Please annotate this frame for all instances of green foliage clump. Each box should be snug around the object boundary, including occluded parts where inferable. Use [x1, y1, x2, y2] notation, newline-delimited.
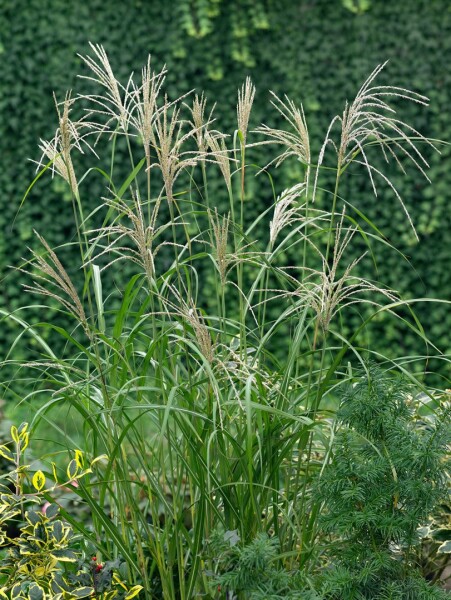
[0, 25, 449, 599]
[208, 530, 319, 599]
[0, 424, 142, 600]
[315, 368, 450, 599]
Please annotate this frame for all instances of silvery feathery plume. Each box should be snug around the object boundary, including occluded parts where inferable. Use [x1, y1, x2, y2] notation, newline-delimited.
[269, 182, 307, 247]
[37, 93, 96, 196]
[165, 286, 214, 364]
[205, 131, 235, 194]
[313, 62, 438, 237]
[208, 208, 231, 285]
[188, 92, 216, 154]
[84, 188, 174, 283]
[78, 42, 133, 133]
[148, 96, 199, 204]
[189, 95, 239, 194]
[265, 210, 397, 333]
[255, 92, 310, 190]
[301, 210, 398, 332]
[206, 205, 262, 292]
[19, 233, 89, 335]
[237, 77, 256, 146]
[127, 56, 167, 163]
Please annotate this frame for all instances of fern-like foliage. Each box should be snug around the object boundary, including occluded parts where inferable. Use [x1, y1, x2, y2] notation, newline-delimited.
[207, 530, 319, 599]
[314, 367, 450, 599]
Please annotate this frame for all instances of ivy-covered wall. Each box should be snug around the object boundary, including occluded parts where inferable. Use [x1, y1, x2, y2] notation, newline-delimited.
[0, 0, 449, 382]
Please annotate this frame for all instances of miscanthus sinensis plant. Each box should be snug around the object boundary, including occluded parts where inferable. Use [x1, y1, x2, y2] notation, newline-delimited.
[1, 44, 449, 598]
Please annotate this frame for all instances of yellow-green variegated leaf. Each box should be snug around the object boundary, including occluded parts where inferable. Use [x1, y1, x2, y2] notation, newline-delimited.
[51, 462, 59, 484]
[66, 459, 78, 481]
[50, 548, 78, 562]
[74, 449, 84, 469]
[438, 540, 451, 553]
[20, 432, 29, 451]
[27, 582, 45, 600]
[125, 586, 143, 599]
[32, 470, 46, 492]
[11, 582, 23, 598]
[10, 425, 20, 444]
[68, 587, 95, 598]
[17, 422, 28, 436]
[90, 454, 108, 466]
[0, 445, 15, 462]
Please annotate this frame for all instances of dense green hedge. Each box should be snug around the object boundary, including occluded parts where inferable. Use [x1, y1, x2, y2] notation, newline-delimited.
[0, 0, 450, 385]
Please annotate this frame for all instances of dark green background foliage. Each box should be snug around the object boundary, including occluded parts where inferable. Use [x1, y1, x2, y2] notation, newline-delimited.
[0, 0, 450, 384]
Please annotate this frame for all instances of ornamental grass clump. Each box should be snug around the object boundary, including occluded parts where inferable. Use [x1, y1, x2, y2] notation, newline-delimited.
[1, 45, 449, 599]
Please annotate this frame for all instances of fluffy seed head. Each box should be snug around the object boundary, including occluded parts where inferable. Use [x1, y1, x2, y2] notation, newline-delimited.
[256, 92, 310, 189]
[237, 77, 256, 146]
[269, 182, 306, 247]
[313, 62, 437, 238]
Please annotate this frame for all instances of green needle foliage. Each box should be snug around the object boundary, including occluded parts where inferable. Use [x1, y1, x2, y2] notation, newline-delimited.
[0, 46, 449, 598]
[207, 531, 320, 598]
[315, 367, 450, 599]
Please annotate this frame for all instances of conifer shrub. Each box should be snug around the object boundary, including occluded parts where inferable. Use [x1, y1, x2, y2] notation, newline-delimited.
[314, 368, 450, 599]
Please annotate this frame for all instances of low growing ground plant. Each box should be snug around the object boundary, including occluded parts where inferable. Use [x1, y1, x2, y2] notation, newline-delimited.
[314, 367, 450, 599]
[0, 45, 449, 598]
[0, 424, 142, 599]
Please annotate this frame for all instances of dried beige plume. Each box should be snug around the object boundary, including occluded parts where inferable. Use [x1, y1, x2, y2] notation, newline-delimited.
[269, 182, 307, 247]
[37, 92, 95, 196]
[313, 62, 438, 238]
[149, 97, 199, 204]
[264, 209, 397, 334]
[256, 92, 310, 188]
[301, 210, 397, 332]
[237, 76, 256, 146]
[78, 42, 131, 132]
[189, 93, 216, 154]
[128, 56, 167, 163]
[20, 232, 88, 334]
[205, 131, 235, 194]
[208, 208, 231, 285]
[165, 286, 214, 364]
[85, 189, 168, 282]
